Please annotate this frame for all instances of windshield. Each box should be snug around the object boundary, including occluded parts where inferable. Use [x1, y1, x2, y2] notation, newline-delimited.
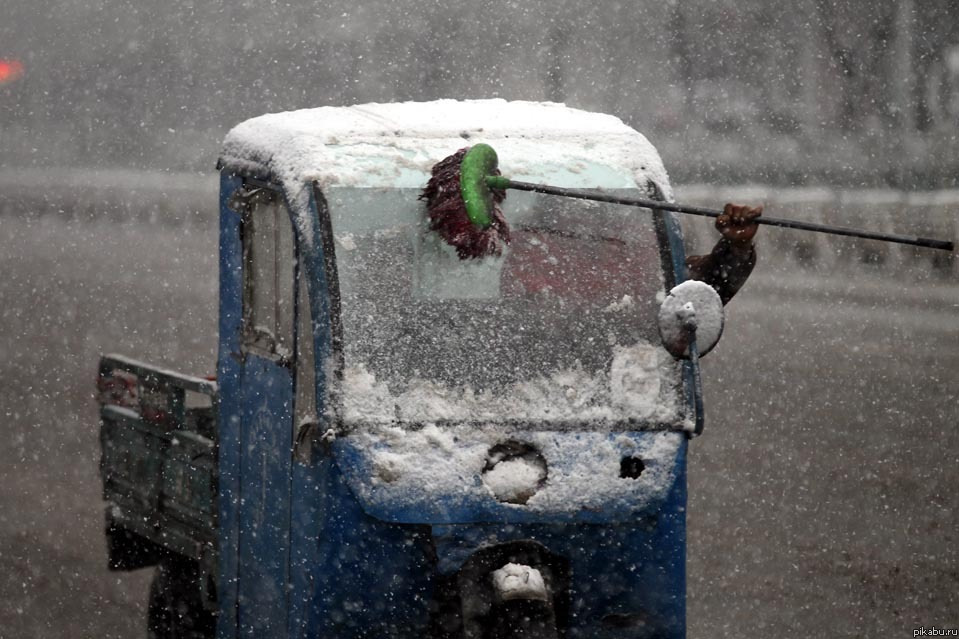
[327, 186, 684, 429]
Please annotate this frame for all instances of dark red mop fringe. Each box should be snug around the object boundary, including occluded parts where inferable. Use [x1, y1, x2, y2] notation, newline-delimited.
[420, 148, 511, 259]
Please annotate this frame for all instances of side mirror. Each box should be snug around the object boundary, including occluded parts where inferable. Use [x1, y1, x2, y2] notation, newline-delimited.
[658, 280, 725, 359]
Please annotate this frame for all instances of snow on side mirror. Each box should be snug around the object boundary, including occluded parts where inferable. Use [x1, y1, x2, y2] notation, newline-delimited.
[658, 280, 725, 359]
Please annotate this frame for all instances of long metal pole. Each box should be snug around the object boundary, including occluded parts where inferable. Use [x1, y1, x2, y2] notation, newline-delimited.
[497, 178, 955, 253]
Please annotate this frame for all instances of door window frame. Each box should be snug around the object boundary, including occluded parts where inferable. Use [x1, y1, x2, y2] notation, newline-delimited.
[239, 185, 296, 366]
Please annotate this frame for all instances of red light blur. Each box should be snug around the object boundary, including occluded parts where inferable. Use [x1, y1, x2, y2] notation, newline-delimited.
[0, 60, 24, 84]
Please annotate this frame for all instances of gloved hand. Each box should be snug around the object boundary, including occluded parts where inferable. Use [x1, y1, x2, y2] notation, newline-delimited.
[716, 203, 763, 247]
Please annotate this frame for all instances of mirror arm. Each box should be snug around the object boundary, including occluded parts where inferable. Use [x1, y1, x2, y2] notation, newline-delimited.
[685, 323, 705, 436]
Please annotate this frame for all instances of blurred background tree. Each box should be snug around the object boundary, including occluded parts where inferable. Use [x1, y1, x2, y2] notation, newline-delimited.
[1, 0, 957, 187]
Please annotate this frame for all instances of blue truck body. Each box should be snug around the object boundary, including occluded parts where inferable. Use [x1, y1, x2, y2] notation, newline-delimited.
[98, 100, 703, 638]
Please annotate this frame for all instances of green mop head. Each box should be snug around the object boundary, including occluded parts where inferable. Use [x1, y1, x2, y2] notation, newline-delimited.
[420, 144, 511, 259]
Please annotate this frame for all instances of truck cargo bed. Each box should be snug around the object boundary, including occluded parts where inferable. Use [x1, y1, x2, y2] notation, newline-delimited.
[97, 354, 218, 571]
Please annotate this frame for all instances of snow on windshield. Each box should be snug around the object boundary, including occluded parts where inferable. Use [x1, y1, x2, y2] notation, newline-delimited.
[328, 186, 685, 429]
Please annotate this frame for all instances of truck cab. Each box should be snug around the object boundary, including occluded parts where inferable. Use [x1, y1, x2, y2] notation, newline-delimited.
[99, 100, 703, 638]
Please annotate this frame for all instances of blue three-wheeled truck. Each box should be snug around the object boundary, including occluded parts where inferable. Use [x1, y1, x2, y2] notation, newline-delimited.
[97, 100, 727, 638]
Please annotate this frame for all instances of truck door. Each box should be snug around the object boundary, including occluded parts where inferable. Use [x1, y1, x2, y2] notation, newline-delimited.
[236, 187, 296, 637]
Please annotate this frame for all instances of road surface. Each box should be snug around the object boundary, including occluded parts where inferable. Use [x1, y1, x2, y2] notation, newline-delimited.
[0, 214, 956, 637]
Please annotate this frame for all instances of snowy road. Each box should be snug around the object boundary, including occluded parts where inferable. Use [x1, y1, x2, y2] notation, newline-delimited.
[0, 215, 956, 637]
[690, 267, 959, 637]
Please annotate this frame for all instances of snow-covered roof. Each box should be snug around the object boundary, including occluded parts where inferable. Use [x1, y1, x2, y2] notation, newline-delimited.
[219, 99, 672, 195]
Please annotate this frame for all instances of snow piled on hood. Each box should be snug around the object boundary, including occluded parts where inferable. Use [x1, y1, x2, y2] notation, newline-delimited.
[339, 423, 683, 518]
[339, 342, 682, 427]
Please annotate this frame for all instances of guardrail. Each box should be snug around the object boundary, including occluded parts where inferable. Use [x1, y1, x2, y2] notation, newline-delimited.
[0, 168, 216, 226]
[0, 170, 955, 277]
